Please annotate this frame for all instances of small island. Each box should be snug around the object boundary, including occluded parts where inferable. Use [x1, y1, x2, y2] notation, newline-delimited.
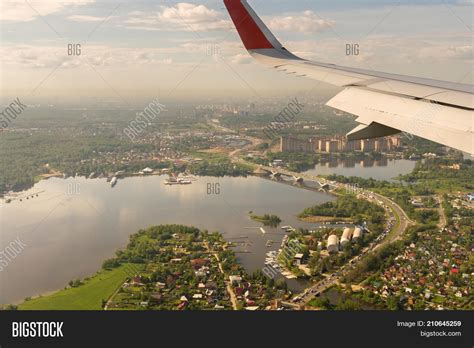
[250, 213, 282, 227]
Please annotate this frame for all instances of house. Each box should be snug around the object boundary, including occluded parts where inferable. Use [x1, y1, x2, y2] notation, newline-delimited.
[155, 282, 166, 289]
[229, 275, 242, 285]
[294, 253, 304, 265]
[150, 293, 162, 304]
[246, 299, 256, 306]
[205, 281, 217, 289]
[245, 306, 259, 311]
[411, 199, 424, 208]
[131, 276, 144, 286]
[139, 167, 154, 175]
[191, 258, 210, 270]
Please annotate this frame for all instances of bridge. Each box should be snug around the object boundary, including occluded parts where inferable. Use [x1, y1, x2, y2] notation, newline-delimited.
[256, 165, 332, 190]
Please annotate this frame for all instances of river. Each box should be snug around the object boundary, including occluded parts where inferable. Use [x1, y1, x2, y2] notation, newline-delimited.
[0, 175, 335, 304]
[304, 156, 416, 181]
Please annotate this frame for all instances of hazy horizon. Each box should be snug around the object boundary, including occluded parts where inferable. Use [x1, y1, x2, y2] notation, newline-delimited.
[1, 0, 472, 104]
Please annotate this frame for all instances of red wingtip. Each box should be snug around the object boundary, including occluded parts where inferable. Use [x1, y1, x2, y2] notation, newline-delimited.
[224, 0, 274, 50]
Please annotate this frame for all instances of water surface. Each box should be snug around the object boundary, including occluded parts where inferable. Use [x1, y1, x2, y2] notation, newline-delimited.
[0, 175, 334, 304]
[304, 156, 416, 181]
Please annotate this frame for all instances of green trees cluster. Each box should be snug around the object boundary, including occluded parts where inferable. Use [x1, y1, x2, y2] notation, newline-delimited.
[250, 214, 282, 227]
[300, 195, 385, 226]
[188, 159, 251, 177]
[102, 225, 201, 268]
[0, 131, 169, 194]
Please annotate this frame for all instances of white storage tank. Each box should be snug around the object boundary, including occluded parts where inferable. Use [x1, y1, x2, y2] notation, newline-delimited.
[353, 227, 363, 240]
[327, 234, 339, 253]
[340, 228, 353, 247]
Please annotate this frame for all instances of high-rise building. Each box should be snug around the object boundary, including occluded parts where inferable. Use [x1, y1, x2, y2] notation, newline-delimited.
[280, 135, 400, 154]
[326, 140, 340, 153]
[280, 136, 313, 153]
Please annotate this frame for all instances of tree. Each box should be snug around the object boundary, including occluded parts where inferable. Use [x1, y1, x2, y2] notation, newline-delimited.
[335, 299, 361, 310]
[386, 295, 401, 310]
[275, 278, 287, 290]
[102, 258, 120, 270]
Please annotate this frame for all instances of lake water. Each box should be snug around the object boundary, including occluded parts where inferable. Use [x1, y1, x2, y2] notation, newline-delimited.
[0, 175, 335, 304]
[304, 157, 416, 181]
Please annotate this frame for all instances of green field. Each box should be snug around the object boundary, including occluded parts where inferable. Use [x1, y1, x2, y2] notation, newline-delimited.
[19, 264, 142, 310]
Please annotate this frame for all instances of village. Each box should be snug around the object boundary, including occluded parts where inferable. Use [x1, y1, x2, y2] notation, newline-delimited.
[359, 193, 473, 310]
[105, 225, 290, 310]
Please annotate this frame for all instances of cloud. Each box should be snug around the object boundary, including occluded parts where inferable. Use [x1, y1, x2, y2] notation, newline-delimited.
[67, 15, 108, 22]
[230, 54, 252, 64]
[124, 3, 232, 32]
[267, 11, 335, 34]
[133, 52, 173, 65]
[418, 44, 473, 61]
[0, 0, 94, 22]
[0, 45, 175, 69]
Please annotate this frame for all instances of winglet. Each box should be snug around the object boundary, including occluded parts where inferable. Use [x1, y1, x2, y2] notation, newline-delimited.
[223, 0, 282, 50]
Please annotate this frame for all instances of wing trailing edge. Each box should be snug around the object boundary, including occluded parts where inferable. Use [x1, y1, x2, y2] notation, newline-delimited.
[224, 0, 474, 154]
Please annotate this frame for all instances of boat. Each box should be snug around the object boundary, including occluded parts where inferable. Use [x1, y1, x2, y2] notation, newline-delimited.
[164, 177, 192, 185]
[110, 177, 118, 187]
[177, 178, 192, 185]
[265, 240, 274, 247]
[260, 227, 266, 234]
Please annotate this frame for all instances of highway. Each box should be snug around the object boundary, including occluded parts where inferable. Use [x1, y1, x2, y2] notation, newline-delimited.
[229, 149, 415, 306]
[276, 176, 415, 305]
[237, 161, 415, 305]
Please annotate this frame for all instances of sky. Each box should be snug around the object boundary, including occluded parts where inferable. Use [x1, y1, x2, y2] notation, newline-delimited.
[0, 0, 472, 104]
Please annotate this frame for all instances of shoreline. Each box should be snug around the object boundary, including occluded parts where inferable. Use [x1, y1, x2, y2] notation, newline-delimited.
[299, 216, 353, 223]
[5, 174, 333, 307]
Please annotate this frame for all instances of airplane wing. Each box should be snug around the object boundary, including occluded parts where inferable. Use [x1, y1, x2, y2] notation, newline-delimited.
[223, 0, 474, 154]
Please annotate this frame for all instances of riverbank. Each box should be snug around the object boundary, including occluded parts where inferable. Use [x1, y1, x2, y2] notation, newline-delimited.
[15, 225, 291, 310]
[18, 263, 143, 310]
[300, 216, 353, 223]
[1, 174, 331, 305]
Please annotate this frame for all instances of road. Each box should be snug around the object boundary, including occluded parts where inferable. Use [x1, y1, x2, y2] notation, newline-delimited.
[226, 143, 414, 306]
[292, 187, 414, 305]
[436, 195, 447, 229]
[206, 241, 238, 310]
[205, 119, 264, 158]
